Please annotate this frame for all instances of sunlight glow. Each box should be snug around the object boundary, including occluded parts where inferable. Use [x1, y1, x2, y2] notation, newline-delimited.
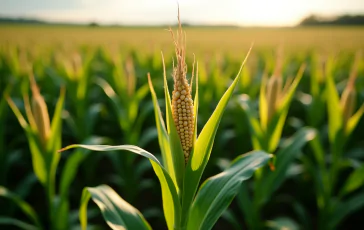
[0, 0, 363, 26]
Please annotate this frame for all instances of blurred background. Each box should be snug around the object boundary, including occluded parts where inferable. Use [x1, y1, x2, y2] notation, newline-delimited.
[1, 1, 364, 230]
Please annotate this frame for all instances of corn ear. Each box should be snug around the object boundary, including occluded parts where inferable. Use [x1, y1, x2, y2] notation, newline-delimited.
[170, 11, 194, 164]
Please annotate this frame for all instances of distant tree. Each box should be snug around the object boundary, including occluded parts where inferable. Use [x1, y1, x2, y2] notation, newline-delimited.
[299, 14, 364, 26]
[89, 22, 99, 27]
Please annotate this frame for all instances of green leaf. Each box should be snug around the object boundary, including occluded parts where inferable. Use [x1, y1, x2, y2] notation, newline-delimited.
[79, 185, 151, 230]
[162, 53, 185, 195]
[259, 74, 268, 130]
[0, 186, 43, 230]
[182, 47, 252, 226]
[47, 87, 65, 153]
[279, 64, 305, 111]
[96, 77, 128, 130]
[237, 94, 266, 150]
[0, 217, 38, 230]
[267, 65, 305, 152]
[59, 144, 181, 230]
[340, 164, 364, 196]
[346, 104, 364, 135]
[237, 184, 258, 229]
[148, 74, 177, 189]
[266, 217, 300, 230]
[325, 66, 342, 143]
[220, 209, 241, 230]
[267, 109, 288, 153]
[26, 128, 47, 185]
[187, 151, 271, 230]
[258, 128, 316, 205]
[54, 137, 105, 229]
[7, 96, 47, 185]
[330, 193, 364, 229]
[192, 62, 199, 146]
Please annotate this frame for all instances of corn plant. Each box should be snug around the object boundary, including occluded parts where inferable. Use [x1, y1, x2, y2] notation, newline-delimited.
[304, 52, 364, 229]
[57, 51, 101, 141]
[303, 53, 327, 128]
[95, 54, 154, 201]
[2, 73, 64, 229]
[0, 84, 12, 185]
[237, 53, 316, 229]
[1, 73, 103, 229]
[59, 12, 271, 230]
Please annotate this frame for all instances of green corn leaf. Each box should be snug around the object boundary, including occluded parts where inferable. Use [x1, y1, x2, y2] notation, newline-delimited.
[267, 109, 289, 153]
[329, 193, 364, 229]
[192, 62, 199, 146]
[96, 77, 128, 130]
[257, 128, 316, 205]
[0, 186, 43, 230]
[3, 97, 47, 185]
[346, 104, 364, 136]
[1, 85, 12, 184]
[340, 164, 364, 196]
[131, 83, 150, 120]
[148, 74, 177, 190]
[187, 151, 271, 230]
[279, 64, 305, 111]
[54, 137, 105, 229]
[79, 185, 151, 230]
[162, 53, 185, 194]
[220, 209, 241, 230]
[0, 217, 38, 230]
[266, 217, 300, 230]
[47, 87, 65, 153]
[325, 66, 342, 143]
[182, 47, 252, 226]
[266, 65, 305, 152]
[59, 144, 181, 230]
[26, 127, 47, 185]
[59, 137, 104, 199]
[237, 184, 258, 229]
[259, 74, 268, 131]
[237, 94, 266, 150]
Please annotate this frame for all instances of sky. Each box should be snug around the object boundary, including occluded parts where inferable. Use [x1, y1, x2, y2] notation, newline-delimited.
[1, 0, 364, 26]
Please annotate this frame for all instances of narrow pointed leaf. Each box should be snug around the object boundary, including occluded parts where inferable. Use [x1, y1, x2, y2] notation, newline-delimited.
[326, 68, 342, 143]
[237, 94, 266, 150]
[280, 64, 305, 110]
[148, 75, 177, 187]
[79, 185, 151, 230]
[187, 151, 271, 230]
[259, 74, 268, 130]
[0, 217, 38, 230]
[193, 63, 199, 145]
[346, 104, 364, 135]
[267, 109, 288, 153]
[0, 187, 42, 229]
[47, 87, 65, 153]
[258, 128, 316, 205]
[330, 193, 364, 229]
[59, 144, 181, 230]
[340, 164, 364, 196]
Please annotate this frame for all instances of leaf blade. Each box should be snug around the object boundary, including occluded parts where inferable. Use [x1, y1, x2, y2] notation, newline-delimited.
[187, 151, 271, 230]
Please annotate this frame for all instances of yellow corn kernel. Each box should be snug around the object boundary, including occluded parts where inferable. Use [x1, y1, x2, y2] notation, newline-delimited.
[170, 11, 194, 164]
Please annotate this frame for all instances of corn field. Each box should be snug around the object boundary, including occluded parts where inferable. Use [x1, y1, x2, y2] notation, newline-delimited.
[0, 17, 364, 230]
